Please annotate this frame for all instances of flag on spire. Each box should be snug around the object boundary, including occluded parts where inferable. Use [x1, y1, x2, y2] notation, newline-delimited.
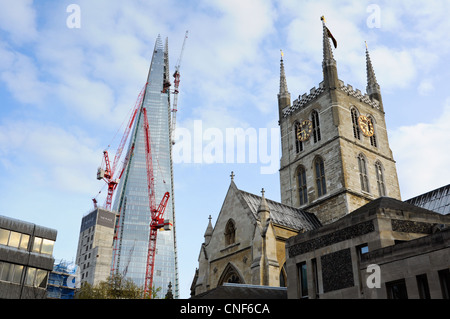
[321, 16, 337, 49]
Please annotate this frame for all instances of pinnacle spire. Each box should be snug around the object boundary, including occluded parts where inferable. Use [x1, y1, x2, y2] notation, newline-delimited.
[279, 50, 289, 95]
[321, 16, 339, 90]
[258, 188, 270, 214]
[365, 42, 383, 108]
[365, 42, 380, 93]
[204, 215, 213, 244]
[277, 50, 291, 119]
[321, 16, 336, 67]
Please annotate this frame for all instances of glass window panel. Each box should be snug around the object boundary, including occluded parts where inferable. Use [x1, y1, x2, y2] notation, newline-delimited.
[12, 265, 23, 284]
[298, 262, 308, 298]
[8, 231, 21, 248]
[35, 269, 48, 288]
[32, 237, 42, 253]
[40, 239, 54, 255]
[0, 229, 9, 246]
[19, 234, 30, 251]
[1, 263, 13, 282]
[25, 267, 36, 286]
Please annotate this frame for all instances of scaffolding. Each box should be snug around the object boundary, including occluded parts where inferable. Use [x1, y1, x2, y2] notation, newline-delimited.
[46, 259, 79, 299]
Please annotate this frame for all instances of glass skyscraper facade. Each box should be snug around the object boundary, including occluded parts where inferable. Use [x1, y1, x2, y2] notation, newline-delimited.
[112, 36, 178, 298]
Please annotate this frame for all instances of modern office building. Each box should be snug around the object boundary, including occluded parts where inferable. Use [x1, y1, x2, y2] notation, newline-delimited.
[0, 215, 57, 299]
[76, 207, 115, 286]
[111, 35, 179, 298]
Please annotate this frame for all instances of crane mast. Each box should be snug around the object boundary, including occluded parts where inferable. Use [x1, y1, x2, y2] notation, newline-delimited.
[171, 30, 188, 144]
[96, 85, 145, 210]
[141, 107, 171, 298]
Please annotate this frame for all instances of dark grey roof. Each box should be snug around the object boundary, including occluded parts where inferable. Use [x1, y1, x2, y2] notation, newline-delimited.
[191, 283, 287, 299]
[238, 189, 322, 231]
[405, 184, 450, 215]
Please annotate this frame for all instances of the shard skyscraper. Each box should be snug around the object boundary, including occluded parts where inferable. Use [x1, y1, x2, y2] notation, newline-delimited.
[112, 36, 179, 298]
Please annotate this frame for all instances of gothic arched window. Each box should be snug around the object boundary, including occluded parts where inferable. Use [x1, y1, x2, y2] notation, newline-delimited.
[219, 263, 244, 286]
[294, 122, 303, 153]
[297, 166, 308, 205]
[351, 107, 361, 140]
[358, 154, 370, 193]
[280, 263, 287, 287]
[314, 157, 326, 197]
[311, 110, 321, 143]
[368, 116, 377, 148]
[375, 161, 386, 197]
[224, 219, 236, 246]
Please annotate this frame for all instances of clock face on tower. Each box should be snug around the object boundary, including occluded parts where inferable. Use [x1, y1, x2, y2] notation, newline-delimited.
[358, 115, 374, 137]
[296, 120, 313, 142]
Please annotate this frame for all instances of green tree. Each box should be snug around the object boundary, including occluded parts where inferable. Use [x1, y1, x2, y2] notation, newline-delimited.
[75, 274, 158, 299]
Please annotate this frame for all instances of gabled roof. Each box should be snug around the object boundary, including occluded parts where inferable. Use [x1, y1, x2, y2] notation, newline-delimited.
[237, 187, 322, 231]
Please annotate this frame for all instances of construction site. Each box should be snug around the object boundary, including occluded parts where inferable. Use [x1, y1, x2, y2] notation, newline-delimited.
[47, 260, 79, 299]
[76, 32, 188, 299]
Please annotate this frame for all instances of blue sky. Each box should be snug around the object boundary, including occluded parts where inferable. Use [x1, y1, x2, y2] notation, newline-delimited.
[0, 0, 449, 298]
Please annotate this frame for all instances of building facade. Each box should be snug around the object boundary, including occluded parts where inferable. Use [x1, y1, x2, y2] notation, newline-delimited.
[111, 35, 179, 298]
[191, 18, 449, 300]
[0, 215, 57, 299]
[283, 18, 450, 299]
[191, 177, 321, 297]
[286, 197, 450, 299]
[278, 19, 400, 225]
[76, 207, 115, 286]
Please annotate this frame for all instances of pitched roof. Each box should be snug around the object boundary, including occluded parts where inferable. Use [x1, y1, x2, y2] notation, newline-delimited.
[237, 188, 322, 231]
[405, 184, 450, 215]
[191, 283, 287, 299]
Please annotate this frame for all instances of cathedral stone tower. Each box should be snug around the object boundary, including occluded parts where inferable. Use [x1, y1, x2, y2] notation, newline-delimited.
[278, 18, 401, 224]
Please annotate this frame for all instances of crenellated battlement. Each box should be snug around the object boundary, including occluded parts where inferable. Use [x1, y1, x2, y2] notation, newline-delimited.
[282, 84, 325, 118]
[338, 80, 380, 110]
[282, 79, 381, 119]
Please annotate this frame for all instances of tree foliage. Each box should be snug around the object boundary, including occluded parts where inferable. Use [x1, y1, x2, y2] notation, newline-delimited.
[75, 274, 160, 299]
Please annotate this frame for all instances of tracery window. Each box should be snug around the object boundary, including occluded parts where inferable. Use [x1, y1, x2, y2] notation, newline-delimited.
[311, 110, 321, 143]
[297, 166, 308, 205]
[314, 157, 327, 197]
[294, 122, 303, 153]
[375, 161, 386, 197]
[358, 154, 370, 193]
[224, 219, 236, 246]
[351, 107, 361, 139]
[368, 116, 377, 147]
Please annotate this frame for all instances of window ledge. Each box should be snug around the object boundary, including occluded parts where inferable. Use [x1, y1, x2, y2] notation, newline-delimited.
[220, 242, 240, 253]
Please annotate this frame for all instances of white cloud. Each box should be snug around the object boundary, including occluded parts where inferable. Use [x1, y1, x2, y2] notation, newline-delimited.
[0, 0, 37, 43]
[417, 78, 434, 96]
[390, 98, 450, 199]
[0, 121, 101, 195]
[0, 48, 49, 104]
[370, 46, 417, 91]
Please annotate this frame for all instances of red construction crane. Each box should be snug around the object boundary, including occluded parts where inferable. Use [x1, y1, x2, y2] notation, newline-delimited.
[99, 85, 145, 276]
[171, 30, 188, 145]
[141, 106, 171, 298]
[98, 32, 187, 296]
[96, 85, 145, 210]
